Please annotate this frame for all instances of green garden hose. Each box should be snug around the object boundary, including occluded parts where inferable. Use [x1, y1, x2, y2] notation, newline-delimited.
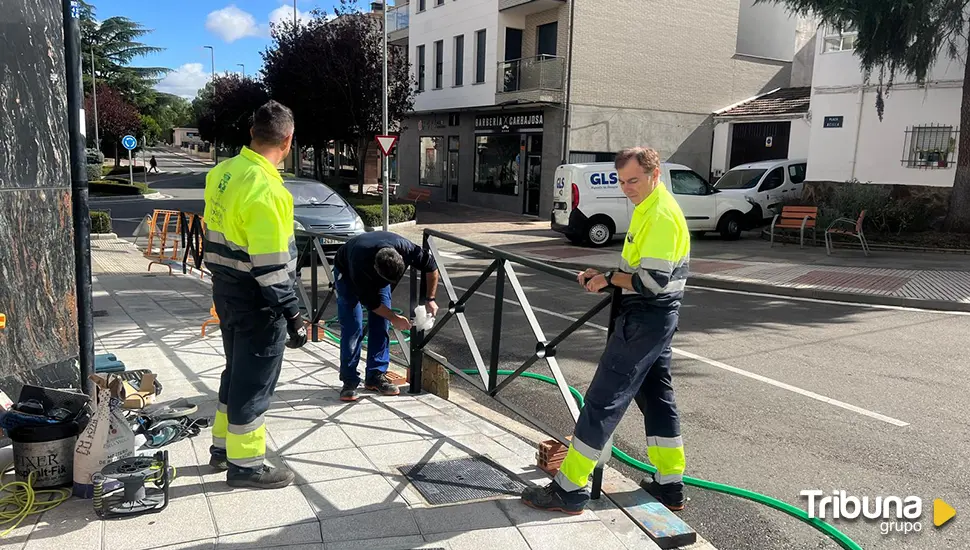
[462, 369, 864, 550]
[321, 309, 411, 346]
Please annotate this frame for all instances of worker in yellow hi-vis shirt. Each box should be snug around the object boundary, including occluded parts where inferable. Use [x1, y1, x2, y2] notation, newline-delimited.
[203, 100, 306, 490]
[522, 146, 690, 514]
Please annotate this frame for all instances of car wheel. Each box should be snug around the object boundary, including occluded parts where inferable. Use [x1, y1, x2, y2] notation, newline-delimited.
[587, 218, 614, 247]
[718, 212, 743, 240]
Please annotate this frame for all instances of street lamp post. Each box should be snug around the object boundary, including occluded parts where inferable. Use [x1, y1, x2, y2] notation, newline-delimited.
[204, 45, 216, 161]
[381, 0, 389, 231]
[203, 45, 214, 79]
[91, 48, 99, 150]
[237, 63, 245, 77]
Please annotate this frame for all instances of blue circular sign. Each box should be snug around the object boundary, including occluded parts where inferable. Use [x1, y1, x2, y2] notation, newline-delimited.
[121, 135, 137, 150]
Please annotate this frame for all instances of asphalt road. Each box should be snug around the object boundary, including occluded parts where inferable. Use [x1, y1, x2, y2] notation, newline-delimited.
[304, 252, 968, 550]
[90, 147, 210, 239]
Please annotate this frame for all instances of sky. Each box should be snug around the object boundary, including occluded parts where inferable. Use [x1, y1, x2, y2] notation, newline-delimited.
[88, 0, 340, 99]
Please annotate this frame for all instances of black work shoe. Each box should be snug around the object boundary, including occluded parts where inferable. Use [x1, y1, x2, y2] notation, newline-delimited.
[364, 374, 400, 396]
[227, 465, 296, 489]
[520, 481, 589, 515]
[209, 455, 228, 471]
[340, 383, 360, 402]
[641, 479, 686, 511]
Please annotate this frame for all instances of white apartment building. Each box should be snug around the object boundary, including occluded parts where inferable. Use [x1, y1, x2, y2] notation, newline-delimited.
[805, 24, 963, 189]
[393, 0, 810, 217]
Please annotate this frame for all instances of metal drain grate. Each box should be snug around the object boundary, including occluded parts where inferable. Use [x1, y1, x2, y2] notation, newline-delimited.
[398, 456, 528, 506]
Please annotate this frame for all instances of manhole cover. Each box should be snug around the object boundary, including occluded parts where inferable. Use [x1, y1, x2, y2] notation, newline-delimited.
[398, 456, 527, 506]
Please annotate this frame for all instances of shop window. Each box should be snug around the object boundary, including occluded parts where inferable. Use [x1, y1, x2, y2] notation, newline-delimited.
[474, 134, 520, 195]
[419, 136, 445, 187]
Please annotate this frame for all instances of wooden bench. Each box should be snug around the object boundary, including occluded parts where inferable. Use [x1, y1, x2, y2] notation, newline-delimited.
[825, 210, 870, 256]
[405, 188, 432, 203]
[770, 205, 818, 248]
[375, 182, 399, 197]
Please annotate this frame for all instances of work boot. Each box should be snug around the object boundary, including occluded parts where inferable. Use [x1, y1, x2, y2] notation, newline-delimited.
[227, 464, 295, 489]
[641, 479, 686, 511]
[520, 481, 589, 515]
[364, 373, 400, 396]
[340, 382, 360, 402]
[209, 446, 228, 471]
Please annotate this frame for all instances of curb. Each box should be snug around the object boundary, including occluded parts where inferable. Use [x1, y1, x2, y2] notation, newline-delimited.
[90, 192, 162, 202]
[90, 233, 118, 241]
[542, 257, 970, 313]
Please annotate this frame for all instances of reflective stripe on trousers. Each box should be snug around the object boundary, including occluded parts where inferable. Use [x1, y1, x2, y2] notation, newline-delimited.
[556, 306, 683, 491]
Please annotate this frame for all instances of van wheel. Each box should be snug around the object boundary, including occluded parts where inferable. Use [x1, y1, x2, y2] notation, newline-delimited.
[718, 212, 743, 240]
[586, 218, 614, 247]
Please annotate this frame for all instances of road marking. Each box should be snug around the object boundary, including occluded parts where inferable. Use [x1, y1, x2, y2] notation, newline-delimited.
[450, 282, 910, 427]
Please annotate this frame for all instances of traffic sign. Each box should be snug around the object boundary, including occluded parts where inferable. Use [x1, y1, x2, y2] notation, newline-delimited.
[375, 135, 398, 156]
[121, 135, 137, 151]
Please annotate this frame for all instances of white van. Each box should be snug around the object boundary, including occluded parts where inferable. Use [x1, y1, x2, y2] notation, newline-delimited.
[551, 162, 755, 246]
[712, 159, 808, 222]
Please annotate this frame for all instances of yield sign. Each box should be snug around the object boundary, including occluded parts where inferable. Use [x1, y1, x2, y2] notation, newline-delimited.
[375, 135, 398, 156]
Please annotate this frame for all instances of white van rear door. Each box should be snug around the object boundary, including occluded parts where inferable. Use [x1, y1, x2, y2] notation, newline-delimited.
[552, 166, 570, 225]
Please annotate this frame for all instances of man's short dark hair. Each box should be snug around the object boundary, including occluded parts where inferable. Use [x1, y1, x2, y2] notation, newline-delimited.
[374, 248, 405, 283]
[252, 100, 294, 145]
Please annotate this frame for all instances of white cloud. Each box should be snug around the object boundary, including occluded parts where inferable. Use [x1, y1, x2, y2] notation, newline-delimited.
[268, 4, 313, 28]
[155, 63, 209, 99]
[205, 5, 264, 43]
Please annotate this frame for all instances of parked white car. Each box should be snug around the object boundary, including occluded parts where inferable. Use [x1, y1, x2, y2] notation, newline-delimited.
[712, 159, 808, 223]
[551, 161, 755, 246]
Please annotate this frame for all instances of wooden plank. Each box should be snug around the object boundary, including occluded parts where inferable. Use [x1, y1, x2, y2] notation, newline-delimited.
[601, 477, 697, 549]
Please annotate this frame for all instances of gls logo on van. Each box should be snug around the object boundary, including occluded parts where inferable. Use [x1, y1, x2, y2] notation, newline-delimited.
[589, 172, 619, 186]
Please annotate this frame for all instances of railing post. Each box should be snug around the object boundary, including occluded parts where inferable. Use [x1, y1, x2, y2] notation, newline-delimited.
[487, 259, 506, 395]
[310, 237, 320, 342]
[591, 287, 622, 500]
[408, 233, 429, 394]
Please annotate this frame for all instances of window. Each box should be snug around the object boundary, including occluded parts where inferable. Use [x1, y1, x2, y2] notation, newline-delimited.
[903, 124, 958, 169]
[419, 137, 445, 187]
[788, 163, 806, 184]
[475, 29, 487, 84]
[759, 168, 785, 191]
[454, 35, 464, 86]
[417, 45, 425, 91]
[713, 168, 766, 190]
[436, 0, 444, 5]
[822, 25, 857, 52]
[536, 22, 558, 57]
[418, 0, 425, 12]
[434, 40, 443, 89]
[670, 170, 710, 196]
[474, 134, 520, 195]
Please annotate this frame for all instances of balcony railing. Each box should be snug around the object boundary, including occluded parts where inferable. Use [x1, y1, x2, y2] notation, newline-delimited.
[496, 55, 565, 95]
[387, 4, 409, 33]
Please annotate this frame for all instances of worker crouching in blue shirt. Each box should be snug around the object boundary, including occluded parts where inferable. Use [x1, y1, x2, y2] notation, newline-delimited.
[333, 231, 440, 401]
[521, 146, 691, 514]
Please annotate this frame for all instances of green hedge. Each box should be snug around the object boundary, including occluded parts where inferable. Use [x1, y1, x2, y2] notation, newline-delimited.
[815, 183, 933, 235]
[103, 165, 146, 176]
[86, 163, 103, 182]
[353, 204, 416, 227]
[89, 180, 152, 196]
[90, 210, 112, 233]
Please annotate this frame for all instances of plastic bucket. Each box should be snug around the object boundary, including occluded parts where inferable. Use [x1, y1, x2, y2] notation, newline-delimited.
[10, 422, 79, 488]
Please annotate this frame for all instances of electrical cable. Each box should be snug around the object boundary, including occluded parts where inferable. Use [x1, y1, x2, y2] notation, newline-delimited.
[0, 465, 71, 537]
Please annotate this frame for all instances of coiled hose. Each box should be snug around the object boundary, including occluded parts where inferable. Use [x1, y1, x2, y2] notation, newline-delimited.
[319, 320, 862, 549]
[462, 369, 864, 550]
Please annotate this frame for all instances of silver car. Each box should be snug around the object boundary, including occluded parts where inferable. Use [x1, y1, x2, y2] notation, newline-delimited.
[284, 178, 366, 260]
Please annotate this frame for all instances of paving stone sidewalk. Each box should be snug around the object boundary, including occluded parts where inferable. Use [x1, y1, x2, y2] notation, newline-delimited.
[0, 239, 716, 550]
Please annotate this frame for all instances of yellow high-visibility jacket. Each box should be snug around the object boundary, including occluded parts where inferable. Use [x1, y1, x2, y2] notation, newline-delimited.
[618, 183, 690, 308]
[203, 146, 299, 318]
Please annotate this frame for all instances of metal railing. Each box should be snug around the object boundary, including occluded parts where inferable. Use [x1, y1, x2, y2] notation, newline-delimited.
[289, 228, 622, 498]
[496, 55, 565, 94]
[386, 4, 409, 34]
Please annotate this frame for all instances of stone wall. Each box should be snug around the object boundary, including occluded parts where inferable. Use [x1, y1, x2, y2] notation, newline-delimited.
[0, 0, 80, 396]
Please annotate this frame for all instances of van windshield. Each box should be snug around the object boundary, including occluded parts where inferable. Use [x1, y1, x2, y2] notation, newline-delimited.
[715, 169, 767, 190]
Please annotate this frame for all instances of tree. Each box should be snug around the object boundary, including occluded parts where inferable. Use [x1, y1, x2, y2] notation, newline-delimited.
[148, 93, 195, 142]
[192, 74, 270, 151]
[261, 0, 415, 191]
[84, 84, 141, 166]
[79, 1, 169, 109]
[761, 0, 970, 232]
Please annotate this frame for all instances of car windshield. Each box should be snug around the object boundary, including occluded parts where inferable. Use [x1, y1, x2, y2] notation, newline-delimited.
[715, 169, 767, 190]
[285, 182, 344, 207]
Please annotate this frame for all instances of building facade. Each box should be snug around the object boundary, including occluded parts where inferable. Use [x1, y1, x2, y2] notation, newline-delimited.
[805, 24, 963, 188]
[395, 0, 807, 217]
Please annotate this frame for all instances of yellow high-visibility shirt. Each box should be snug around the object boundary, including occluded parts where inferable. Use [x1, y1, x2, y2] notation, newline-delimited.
[618, 182, 690, 307]
[203, 146, 299, 318]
